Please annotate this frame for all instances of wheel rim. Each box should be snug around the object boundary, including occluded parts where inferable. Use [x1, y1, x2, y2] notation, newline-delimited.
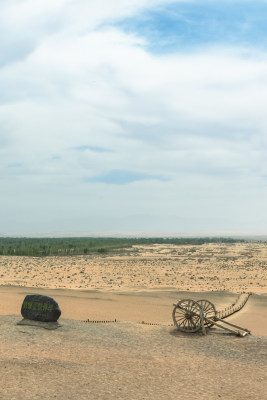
[197, 299, 217, 327]
[172, 299, 203, 332]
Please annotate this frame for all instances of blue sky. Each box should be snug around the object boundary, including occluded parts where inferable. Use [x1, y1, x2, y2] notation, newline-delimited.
[86, 169, 167, 184]
[1, 0, 267, 236]
[117, 1, 267, 52]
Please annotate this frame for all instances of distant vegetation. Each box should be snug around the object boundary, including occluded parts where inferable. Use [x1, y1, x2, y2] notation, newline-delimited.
[0, 237, 245, 257]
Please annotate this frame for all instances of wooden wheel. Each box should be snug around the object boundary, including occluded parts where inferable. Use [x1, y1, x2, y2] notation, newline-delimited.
[197, 299, 217, 327]
[172, 299, 203, 332]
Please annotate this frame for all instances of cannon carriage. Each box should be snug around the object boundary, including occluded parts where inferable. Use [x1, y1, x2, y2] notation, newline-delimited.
[172, 298, 251, 336]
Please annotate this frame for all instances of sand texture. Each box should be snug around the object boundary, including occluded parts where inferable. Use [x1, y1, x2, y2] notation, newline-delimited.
[0, 242, 266, 292]
[0, 243, 267, 399]
[1, 316, 267, 400]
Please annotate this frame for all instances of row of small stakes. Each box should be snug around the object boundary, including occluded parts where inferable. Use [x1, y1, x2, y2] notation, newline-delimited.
[81, 293, 252, 326]
[80, 319, 168, 326]
[81, 319, 119, 323]
[80, 292, 252, 326]
[217, 292, 252, 319]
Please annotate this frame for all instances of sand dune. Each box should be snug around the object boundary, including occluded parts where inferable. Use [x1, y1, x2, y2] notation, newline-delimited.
[0, 243, 266, 399]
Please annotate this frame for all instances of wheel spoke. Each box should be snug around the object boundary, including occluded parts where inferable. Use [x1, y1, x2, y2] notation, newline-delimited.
[197, 299, 217, 328]
[177, 317, 187, 324]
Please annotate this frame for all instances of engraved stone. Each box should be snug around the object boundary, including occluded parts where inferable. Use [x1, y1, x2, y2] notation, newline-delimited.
[21, 294, 61, 322]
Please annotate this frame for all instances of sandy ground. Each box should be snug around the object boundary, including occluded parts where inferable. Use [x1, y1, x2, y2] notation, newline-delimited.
[0, 243, 267, 399]
[0, 242, 266, 293]
[1, 316, 267, 400]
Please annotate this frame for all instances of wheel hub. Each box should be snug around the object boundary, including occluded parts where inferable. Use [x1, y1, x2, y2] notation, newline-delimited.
[185, 311, 193, 319]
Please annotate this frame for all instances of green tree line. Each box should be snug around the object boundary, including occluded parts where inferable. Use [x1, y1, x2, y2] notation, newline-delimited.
[0, 237, 244, 257]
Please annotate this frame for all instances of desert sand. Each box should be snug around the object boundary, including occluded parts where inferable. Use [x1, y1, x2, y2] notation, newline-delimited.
[0, 243, 267, 399]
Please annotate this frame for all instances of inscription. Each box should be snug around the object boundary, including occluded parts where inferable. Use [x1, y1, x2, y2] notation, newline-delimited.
[22, 301, 54, 312]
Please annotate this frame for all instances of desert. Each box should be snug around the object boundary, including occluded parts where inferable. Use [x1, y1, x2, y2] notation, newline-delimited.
[0, 242, 267, 399]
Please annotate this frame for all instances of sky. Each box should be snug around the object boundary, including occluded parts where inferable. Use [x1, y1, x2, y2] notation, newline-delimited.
[1, 0, 267, 236]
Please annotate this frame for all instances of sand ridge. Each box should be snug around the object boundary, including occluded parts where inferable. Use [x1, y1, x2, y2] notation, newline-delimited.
[0, 242, 266, 292]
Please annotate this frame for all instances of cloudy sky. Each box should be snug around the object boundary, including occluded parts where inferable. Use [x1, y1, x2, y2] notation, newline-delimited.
[1, 0, 267, 236]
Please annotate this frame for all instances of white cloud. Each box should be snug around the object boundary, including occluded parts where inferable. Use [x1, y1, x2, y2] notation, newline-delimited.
[1, 0, 267, 234]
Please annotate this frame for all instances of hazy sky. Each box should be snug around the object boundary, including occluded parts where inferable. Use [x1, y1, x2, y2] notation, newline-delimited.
[1, 0, 267, 236]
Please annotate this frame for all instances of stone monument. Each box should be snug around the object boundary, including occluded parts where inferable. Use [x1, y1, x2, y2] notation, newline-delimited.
[17, 294, 62, 329]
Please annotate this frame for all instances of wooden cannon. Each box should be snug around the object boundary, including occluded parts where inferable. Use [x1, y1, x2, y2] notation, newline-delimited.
[172, 295, 251, 337]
